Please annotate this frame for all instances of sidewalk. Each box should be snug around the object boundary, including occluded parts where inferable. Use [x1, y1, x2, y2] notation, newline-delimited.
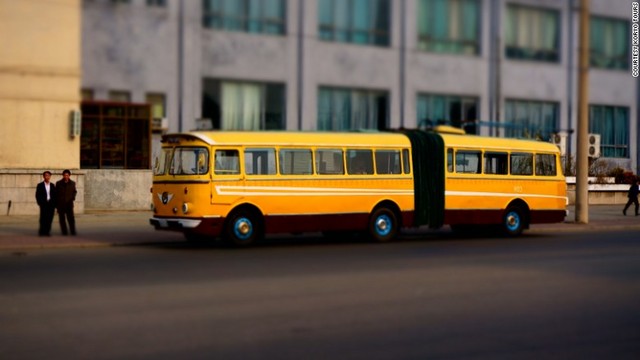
[0, 205, 639, 250]
[0, 211, 183, 250]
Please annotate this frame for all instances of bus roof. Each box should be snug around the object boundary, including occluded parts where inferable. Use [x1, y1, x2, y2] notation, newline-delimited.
[163, 130, 559, 153]
[440, 133, 560, 153]
[163, 131, 412, 147]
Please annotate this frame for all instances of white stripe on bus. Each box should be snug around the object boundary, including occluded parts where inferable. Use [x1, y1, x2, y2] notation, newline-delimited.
[446, 190, 567, 200]
[215, 185, 413, 196]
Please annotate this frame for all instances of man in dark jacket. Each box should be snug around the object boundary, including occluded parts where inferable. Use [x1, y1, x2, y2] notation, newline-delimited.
[56, 169, 78, 235]
[623, 179, 640, 216]
[35, 171, 56, 236]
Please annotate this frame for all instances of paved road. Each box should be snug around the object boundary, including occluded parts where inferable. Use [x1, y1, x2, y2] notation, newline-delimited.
[1, 230, 639, 359]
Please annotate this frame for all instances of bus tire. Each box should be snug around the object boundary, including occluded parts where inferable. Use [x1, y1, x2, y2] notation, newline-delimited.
[368, 207, 398, 242]
[223, 209, 262, 247]
[502, 205, 526, 237]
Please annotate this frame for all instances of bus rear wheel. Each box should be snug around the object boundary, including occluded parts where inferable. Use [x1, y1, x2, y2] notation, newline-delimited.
[368, 207, 398, 242]
[223, 209, 262, 247]
[502, 205, 526, 237]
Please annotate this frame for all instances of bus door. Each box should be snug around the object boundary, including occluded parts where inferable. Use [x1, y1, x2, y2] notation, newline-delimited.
[211, 147, 243, 205]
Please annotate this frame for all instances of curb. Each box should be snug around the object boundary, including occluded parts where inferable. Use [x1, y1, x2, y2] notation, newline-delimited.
[528, 224, 640, 233]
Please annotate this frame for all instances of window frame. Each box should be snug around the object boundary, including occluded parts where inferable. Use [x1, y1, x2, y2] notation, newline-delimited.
[214, 149, 241, 175]
[483, 152, 509, 175]
[245, 148, 277, 176]
[315, 149, 345, 175]
[202, 0, 287, 35]
[454, 150, 482, 174]
[416, 0, 481, 55]
[535, 153, 557, 176]
[589, 105, 630, 158]
[279, 148, 313, 175]
[505, 4, 560, 62]
[590, 16, 629, 70]
[318, 0, 391, 47]
[346, 149, 375, 175]
[504, 99, 559, 140]
[510, 152, 533, 176]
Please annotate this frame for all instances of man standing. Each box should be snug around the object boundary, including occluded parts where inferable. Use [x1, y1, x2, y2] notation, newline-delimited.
[622, 179, 640, 216]
[56, 169, 77, 235]
[35, 171, 56, 236]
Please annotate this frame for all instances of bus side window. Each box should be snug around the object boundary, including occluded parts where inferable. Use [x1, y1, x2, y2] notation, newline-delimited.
[316, 149, 344, 175]
[245, 148, 276, 175]
[402, 149, 411, 174]
[280, 149, 313, 175]
[535, 153, 557, 176]
[455, 151, 481, 174]
[447, 148, 453, 173]
[347, 149, 374, 175]
[484, 152, 508, 175]
[511, 153, 533, 175]
[375, 150, 401, 175]
[214, 149, 240, 175]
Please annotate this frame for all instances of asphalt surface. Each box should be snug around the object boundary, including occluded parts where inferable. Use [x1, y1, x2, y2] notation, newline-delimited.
[1, 230, 639, 359]
[0, 205, 639, 250]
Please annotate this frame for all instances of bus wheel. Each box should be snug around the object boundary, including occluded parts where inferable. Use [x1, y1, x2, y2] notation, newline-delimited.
[224, 210, 262, 247]
[502, 206, 525, 237]
[368, 207, 398, 242]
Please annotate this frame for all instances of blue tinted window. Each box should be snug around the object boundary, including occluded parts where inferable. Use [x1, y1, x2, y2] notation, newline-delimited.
[203, 0, 286, 35]
[417, 0, 480, 55]
[318, 0, 390, 46]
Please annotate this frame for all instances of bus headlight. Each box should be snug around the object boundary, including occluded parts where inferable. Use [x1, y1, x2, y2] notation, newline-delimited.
[182, 202, 190, 214]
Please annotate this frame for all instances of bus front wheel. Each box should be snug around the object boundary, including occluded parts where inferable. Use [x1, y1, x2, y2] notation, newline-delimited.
[224, 209, 262, 247]
[368, 207, 398, 242]
[502, 205, 526, 237]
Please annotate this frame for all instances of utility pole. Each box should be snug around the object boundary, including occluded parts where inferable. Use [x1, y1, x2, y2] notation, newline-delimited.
[575, 0, 590, 223]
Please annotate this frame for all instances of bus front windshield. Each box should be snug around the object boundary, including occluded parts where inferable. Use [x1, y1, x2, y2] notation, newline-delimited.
[155, 147, 209, 176]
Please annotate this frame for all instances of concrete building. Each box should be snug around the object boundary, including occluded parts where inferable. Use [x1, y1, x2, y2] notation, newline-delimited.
[0, 0, 83, 215]
[81, 0, 639, 176]
[2, 0, 638, 215]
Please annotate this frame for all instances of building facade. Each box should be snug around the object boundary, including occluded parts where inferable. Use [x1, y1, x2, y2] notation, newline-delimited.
[80, 0, 638, 173]
[0, 0, 83, 215]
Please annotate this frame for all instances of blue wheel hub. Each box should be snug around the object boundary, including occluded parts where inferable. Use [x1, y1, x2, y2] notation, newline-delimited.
[233, 217, 253, 240]
[375, 214, 392, 236]
[505, 211, 521, 231]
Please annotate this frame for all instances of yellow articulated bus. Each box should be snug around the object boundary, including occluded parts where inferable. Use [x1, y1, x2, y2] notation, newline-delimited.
[150, 128, 566, 246]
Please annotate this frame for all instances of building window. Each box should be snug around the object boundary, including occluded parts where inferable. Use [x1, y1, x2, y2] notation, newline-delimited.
[318, 0, 390, 46]
[81, 89, 94, 101]
[590, 16, 629, 70]
[504, 100, 558, 140]
[317, 87, 388, 131]
[202, 0, 286, 35]
[146, 93, 166, 132]
[416, 94, 478, 134]
[589, 105, 629, 158]
[108, 90, 131, 102]
[80, 102, 151, 169]
[146, 93, 166, 118]
[202, 79, 285, 130]
[417, 0, 480, 55]
[505, 5, 559, 62]
[147, 0, 166, 6]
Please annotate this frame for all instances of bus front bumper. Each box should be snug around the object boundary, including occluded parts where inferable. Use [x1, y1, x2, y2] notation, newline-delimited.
[150, 217, 202, 230]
